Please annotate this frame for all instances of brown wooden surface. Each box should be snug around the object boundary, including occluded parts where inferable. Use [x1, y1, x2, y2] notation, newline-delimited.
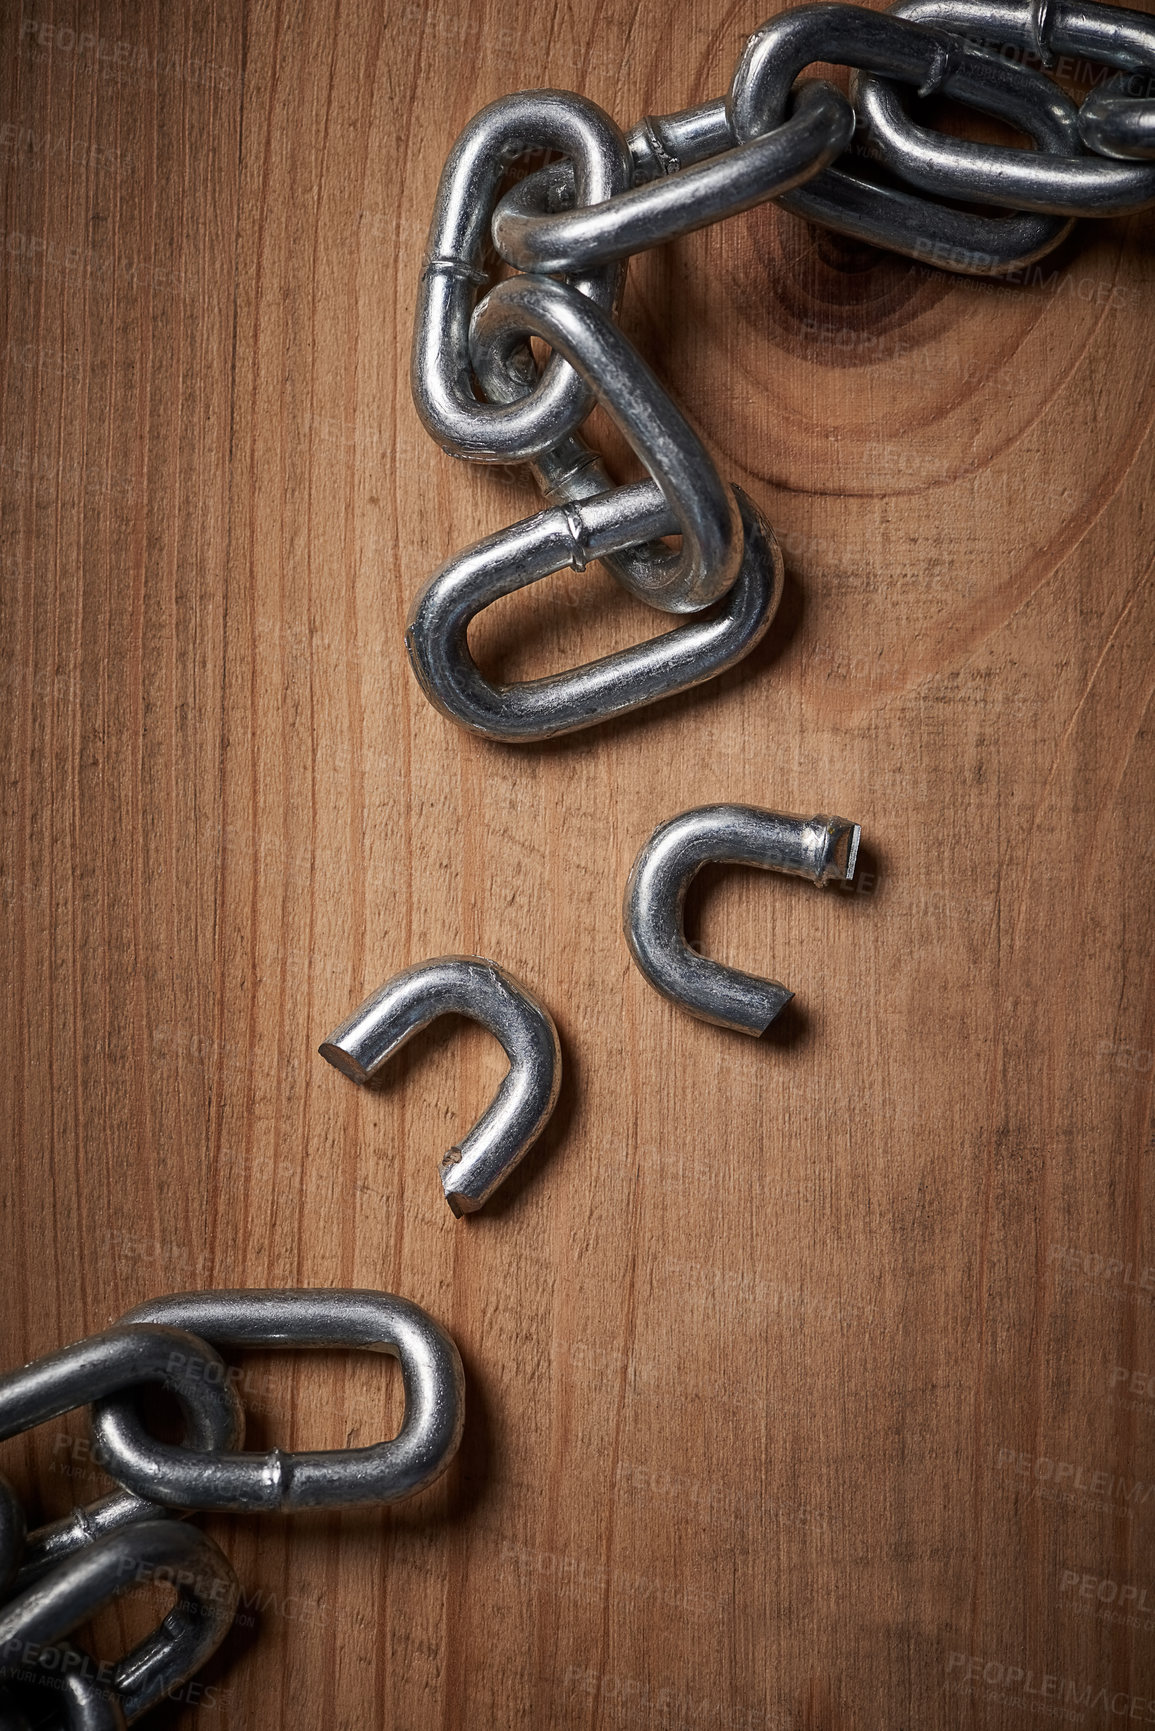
[4, 2, 1155, 1726]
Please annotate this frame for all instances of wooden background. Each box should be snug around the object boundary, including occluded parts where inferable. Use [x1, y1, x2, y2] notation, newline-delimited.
[3, 1, 1155, 1726]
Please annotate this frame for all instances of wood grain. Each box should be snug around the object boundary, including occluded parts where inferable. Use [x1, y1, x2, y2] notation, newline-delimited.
[3, 2, 1155, 1726]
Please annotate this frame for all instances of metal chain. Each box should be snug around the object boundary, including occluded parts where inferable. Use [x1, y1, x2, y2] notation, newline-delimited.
[0, 1291, 466, 1722]
[0, 1522, 238, 1725]
[4, 9, 1150, 1721]
[405, 0, 1154, 741]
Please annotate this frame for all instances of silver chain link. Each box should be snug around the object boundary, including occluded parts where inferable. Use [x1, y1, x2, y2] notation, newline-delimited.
[0, 1293, 466, 1721]
[406, 0, 1154, 741]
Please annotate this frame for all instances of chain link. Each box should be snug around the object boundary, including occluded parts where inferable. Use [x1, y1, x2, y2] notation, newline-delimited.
[861, 0, 1155, 211]
[0, 1292, 466, 1720]
[92, 1291, 464, 1513]
[0, 1521, 237, 1724]
[406, 0, 1150, 740]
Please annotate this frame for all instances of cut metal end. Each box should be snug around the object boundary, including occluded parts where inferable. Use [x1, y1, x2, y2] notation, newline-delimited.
[317, 1042, 368, 1084]
[843, 822, 862, 883]
[816, 817, 861, 885]
[440, 1147, 481, 1218]
[752, 983, 795, 1037]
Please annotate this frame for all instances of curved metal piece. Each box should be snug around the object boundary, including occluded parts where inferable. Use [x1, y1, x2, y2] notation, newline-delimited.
[890, 0, 1155, 166]
[91, 1291, 465, 1513]
[405, 483, 783, 741]
[0, 1521, 238, 1724]
[17, 1492, 176, 1594]
[0, 1326, 245, 1593]
[0, 1325, 244, 1450]
[0, 1477, 25, 1593]
[728, 2, 1075, 272]
[411, 88, 630, 463]
[59, 1668, 127, 1731]
[320, 958, 561, 1214]
[1080, 83, 1155, 160]
[492, 78, 854, 272]
[471, 275, 742, 613]
[623, 805, 862, 1034]
[2, 1644, 126, 1731]
[859, 0, 1155, 210]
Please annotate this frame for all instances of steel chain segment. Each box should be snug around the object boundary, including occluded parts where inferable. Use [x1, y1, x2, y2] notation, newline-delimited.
[0, 1325, 246, 1598]
[503, 84, 1073, 275]
[489, 1, 1091, 278]
[728, 2, 1076, 266]
[491, 77, 854, 271]
[406, 3, 1155, 738]
[472, 276, 745, 613]
[0, 1326, 244, 1453]
[465, 299, 679, 609]
[411, 88, 631, 462]
[15, 1490, 188, 1594]
[405, 270, 786, 739]
[907, 0, 1155, 162]
[91, 1291, 465, 1513]
[0, 1522, 238, 1725]
[858, 0, 1155, 212]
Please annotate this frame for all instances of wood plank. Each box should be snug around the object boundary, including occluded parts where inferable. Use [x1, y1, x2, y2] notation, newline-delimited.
[2, 1, 1154, 1725]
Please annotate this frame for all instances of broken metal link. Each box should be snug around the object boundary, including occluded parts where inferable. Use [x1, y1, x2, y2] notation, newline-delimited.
[320, 958, 562, 1213]
[406, 0, 1152, 740]
[623, 806, 863, 1033]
